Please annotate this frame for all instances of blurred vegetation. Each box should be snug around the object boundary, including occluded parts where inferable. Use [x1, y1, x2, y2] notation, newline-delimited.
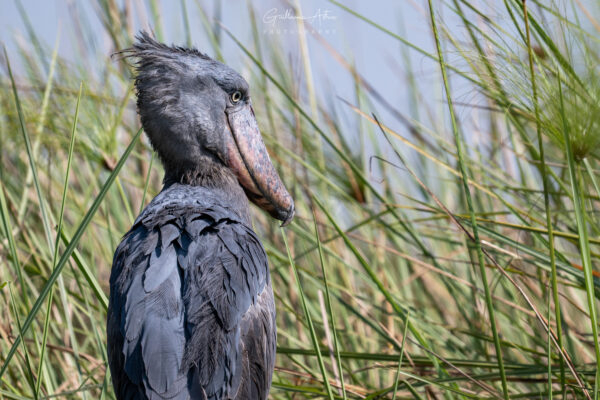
[1, 0, 600, 398]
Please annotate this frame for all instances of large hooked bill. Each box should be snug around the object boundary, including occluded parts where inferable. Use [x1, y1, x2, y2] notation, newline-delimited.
[224, 103, 294, 226]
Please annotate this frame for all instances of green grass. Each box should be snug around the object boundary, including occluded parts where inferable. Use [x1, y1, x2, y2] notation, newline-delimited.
[1, 0, 600, 398]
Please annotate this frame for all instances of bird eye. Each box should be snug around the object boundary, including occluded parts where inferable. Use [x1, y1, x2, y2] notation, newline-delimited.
[231, 91, 242, 103]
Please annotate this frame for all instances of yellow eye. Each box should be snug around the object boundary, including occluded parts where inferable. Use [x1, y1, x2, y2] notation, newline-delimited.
[231, 91, 242, 103]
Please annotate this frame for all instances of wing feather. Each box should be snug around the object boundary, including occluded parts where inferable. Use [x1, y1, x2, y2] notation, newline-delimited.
[108, 222, 188, 399]
[182, 219, 275, 400]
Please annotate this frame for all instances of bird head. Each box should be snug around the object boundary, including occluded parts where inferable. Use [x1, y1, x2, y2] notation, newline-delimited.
[124, 32, 294, 225]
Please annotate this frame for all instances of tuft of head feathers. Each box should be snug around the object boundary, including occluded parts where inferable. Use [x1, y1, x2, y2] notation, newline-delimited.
[119, 31, 211, 65]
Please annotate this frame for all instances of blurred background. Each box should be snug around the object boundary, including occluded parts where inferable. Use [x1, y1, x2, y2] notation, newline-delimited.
[0, 0, 476, 169]
[1, 0, 600, 399]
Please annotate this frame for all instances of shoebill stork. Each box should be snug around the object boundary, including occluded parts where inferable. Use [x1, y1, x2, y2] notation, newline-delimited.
[107, 32, 294, 399]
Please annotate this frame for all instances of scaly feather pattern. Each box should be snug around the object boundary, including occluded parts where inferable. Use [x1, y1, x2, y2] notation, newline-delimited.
[107, 183, 276, 399]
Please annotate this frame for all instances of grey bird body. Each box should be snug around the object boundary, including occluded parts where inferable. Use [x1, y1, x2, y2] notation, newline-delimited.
[107, 183, 276, 399]
[107, 33, 293, 399]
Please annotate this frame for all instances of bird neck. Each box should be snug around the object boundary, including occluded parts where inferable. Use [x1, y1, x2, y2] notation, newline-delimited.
[163, 155, 232, 187]
[162, 156, 252, 224]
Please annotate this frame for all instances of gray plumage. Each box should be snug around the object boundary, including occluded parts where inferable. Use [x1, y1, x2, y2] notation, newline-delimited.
[108, 184, 275, 399]
[107, 32, 293, 400]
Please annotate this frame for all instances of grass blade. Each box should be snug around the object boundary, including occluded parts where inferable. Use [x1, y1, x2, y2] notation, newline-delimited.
[34, 82, 83, 397]
[558, 73, 600, 393]
[523, 1, 565, 393]
[281, 228, 335, 400]
[4, 47, 53, 249]
[0, 127, 143, 380]
[427, 2, 509, 398]
[313, 211, 347, 399]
